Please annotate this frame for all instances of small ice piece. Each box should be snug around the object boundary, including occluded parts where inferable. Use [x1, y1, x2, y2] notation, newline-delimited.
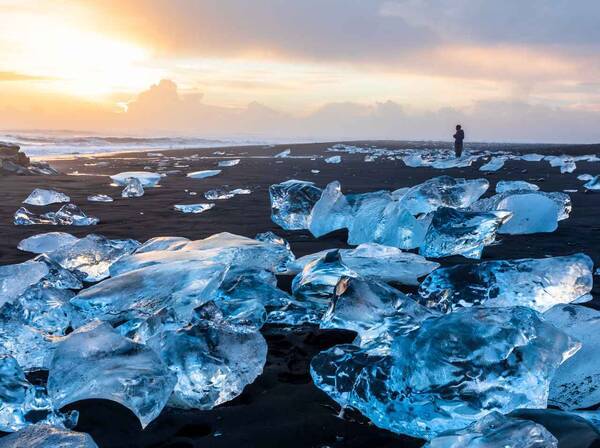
[218, 159, 240, 167]
[71, 261, 226, 323]
[545, 304, 600, 410]
[561, 160, 577, 173]
[274, 149, 291, 158]
[87, 194, 113, 202]
[479, 156, 506, 172]
[147, 315, 267, 410]
[397, 176, 489, 215]
[187, 170, 222, 179]
[0, 425, 98, 447]
[496, 180, 539, 193]
[23, 189, 70, 206]
[204, 189, 234, 200]
[17, 232, 79, 255]
[324, 155, 341, 164]
[229, 188, 251, 195]
[520, 153, 545, 162]
[419, 207, 511, 259]
[578, 174, 594, 181]
[308, 181, 352, 237]
[121, 177, 144, 198]
[48, 234, 141, 282]
[424, 412, 558, 448]
[311, 169, 320, 173]
[110, 171, 161, 187]
[418, 253, 593, 313]
[0, 261, 49, 307]
[47, 322, 175, 428]
[584, 175, 600, 191]
[269, 180, 323, 230]
[0, 356, 78, 433]
[174, 203, 215, 214]
[13, 208, 55, 226]
[310, 306, 578, 439]
[43, 204, 99, 226]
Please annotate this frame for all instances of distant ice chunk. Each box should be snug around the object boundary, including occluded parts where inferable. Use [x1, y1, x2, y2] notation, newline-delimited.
[308, 181, 352, 237]
[187, 170, 222, 179]
[174, 203, 215, 214]
[230, 188, 251, 195]
[584, 175, 600, 191]
[419, 253, 593, 313]
[17, 232, 78, 255]
[0, 424, 98, 448]
[218, 159, 240, 167]
[496, 180, 539, 193]
[545, 304, 600, 410]
[47, 322, 176, 428]
[311, 306, 578, 439]
[87, 194, 113, 202]
[479, 156, 506, 172]
[269, 180, 323, 230]
[324, 155, 341, 164]
[419, 207, 511, 259]
[396, 176, 489, 215]
[578, 174, 594, 181]
[48, 234, 140, 282]
[520, 153, 545, 162]
[121, 177, 144, 198]
[110, 171, 161, 187]
[204, 189, 234, 200]
[274, 149, 291, 158]
[23, 189, 70, 206]
[424, 412, 557, 448]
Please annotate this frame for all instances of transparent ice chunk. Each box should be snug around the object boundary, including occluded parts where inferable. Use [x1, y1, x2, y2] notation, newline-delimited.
[218, 159, 240, 167]
[174, 203, 215, 214]
[308, 181, 352, 237]
[110, 171, 161, 187]
[17, 232, 79, 255]
[495, 180, 539, 193]
[186, 170, 222, 179]
[269, 180, 323, 230]
[23, 189, 70, 206]
[0, 424, 98, 448]
[87, 194, 113, 202]
[121, 177, 144, 198]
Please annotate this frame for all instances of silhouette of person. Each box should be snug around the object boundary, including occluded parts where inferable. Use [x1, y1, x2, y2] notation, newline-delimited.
[453, 124, 464, 158]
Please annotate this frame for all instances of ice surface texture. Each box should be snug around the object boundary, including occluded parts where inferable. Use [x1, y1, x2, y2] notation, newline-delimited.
[0, 425, 98, 448]
[270, 180, 323, 230]
[23, 189, 70, 206]
[17, 232, 79, 255]
[121, 177, 144, 197]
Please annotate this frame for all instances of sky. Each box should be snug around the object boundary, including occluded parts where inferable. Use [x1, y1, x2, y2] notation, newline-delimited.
[1, 0, 600, 142]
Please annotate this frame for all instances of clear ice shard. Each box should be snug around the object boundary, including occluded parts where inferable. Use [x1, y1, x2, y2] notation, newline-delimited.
[110, 232, 292, 276]
[174, 203, 215, 214]
[274, 149, 291, 158]
[395, 176, 489, 215]
[0, 425, 98, 448]
[418, 253, 593, 313]
[23, 189, 70, 206]
[255, 231, 295, 272]
[496, 180, 539, 193]
[135, 236, 190, 253]
[17, 232, 79, 254]
[13, 208, 56, 226]
[218, 159, 240, 167]
[544, 304, 600, 410]
[19, 204, 100, 226]
[146, 309, 267, 410]
[48, 234, 141, 282]
[402, 153, 475, 169]
[479, 156, 506, 172]
[204, 189, 234, 200]
[308, 181, 352, 237]
[186, 169, 222, 179]
[0, 261, 49, 306]
[584, 175, 600, 190]
[324, 155, 341, 164]
[0, 356, 77, 433]
[424, 412, 558, 448]
[47, 322, 176, 428]
[419, 207, 511, 259]
[87, 194, 113, 202]
[471, 190, 571, 223]
[310, 306, 578, 439]
[110, 171, 161, 187]
[121, 177, 144, 198]
[71, 261, 226, 324]
[269, 180, 323, 230]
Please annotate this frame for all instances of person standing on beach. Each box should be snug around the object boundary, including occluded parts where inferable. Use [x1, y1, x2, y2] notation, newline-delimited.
[453, 124, 464, 158]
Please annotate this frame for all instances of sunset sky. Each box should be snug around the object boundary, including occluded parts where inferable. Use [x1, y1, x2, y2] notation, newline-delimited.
[1, 0, 600, 142]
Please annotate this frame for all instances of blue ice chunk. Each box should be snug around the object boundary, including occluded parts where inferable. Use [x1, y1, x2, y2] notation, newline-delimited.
[479, 156, 506, 172]
[584, 175, 600, 191]
[311, 306, 579, 439]
[471, 191, 571, 223]
[43, 204, 99, 226]
[17, 232, 79, 255]
[0, 261, 49, 307]
[121, 177, 144, 198]
[174, 203, 215, 214]
[419, 207, 511, 259]
[496, 180, 539, 193]
[134, 236, 190, 253]
[110, 171, 161, 187]
[47, 322, 176, 428]
[186, 169, 222, 179]
[0, 424, 98, 448]
[23, 189, 70, 206]
[308, 181, 352, 237]
[419, 254, 593, 313]
[269, 180, 323, 230]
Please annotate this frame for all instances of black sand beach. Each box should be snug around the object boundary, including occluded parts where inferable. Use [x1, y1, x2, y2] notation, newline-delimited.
[1, 141, 600, 448]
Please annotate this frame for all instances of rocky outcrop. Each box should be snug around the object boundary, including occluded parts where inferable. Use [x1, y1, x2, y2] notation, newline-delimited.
[0, 142, 59, 175]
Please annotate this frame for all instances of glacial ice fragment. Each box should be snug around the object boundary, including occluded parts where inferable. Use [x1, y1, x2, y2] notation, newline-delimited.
[187, 170, 222, 179]
[218, 159, 240, 167]
[520, 153, 545, 162]
[0, 424, 98, 448]
[47, 322, 176, 428]
[174, 203, 215, 214]
[255, 231, 295, 272]
[42, 204, 99, 226]
[14, 208, 56, 226]
[310, 306, 578, 439]
[0, 261, 49, 307]
[121, 177, 144, 198]
[135, 236, 190, 253]
[396, 176, 489, 215]
[23, 189, 70, 206]
[424, 412, 558, 448]
[308, 181, 352, 237]
[496, 180, 539, 193]
[324, 155, 341, 164]
[418, 253, 593, 313]
[269, 180, 323, 230]
[479, 157, 506, 172]
[584, 175, 600, 191]
[274, 149, 291, 158]
[544, 304, 600, 410]
[17, 232, 79, 255]
[110, 171, 161, 187]
[87, 194, 113, 202]
[48, 234, 140, 282]
[419, 207, 511, 259]
[204, 189, 234, 200]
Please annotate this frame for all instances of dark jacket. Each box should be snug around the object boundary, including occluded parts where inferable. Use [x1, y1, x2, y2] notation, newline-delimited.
[454, 129, 465, 144]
